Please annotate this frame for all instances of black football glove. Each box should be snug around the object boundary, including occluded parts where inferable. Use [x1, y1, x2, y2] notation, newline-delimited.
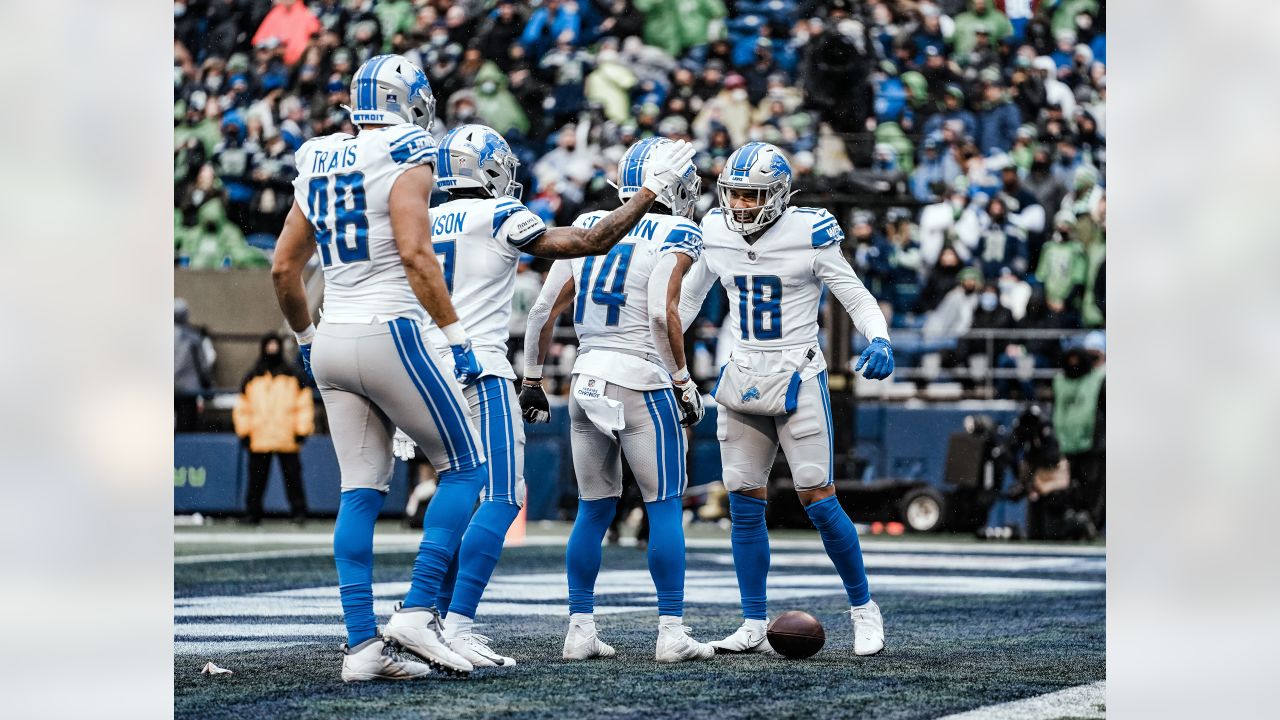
[672, 377, 705, 427]
[519, 380, 550, 423]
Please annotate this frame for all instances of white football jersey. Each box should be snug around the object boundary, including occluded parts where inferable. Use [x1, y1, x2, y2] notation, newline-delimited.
[694, 206, 846, 376]
[292, 123, 437, 324]
[421, 196, 547, 379]
[568, 211, 702, 389]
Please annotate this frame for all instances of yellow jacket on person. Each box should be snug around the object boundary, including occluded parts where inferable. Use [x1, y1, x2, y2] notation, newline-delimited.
[232, 372, 314, 453]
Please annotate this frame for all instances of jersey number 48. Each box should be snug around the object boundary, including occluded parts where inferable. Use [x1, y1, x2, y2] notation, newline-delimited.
[306, 172, 369, 267]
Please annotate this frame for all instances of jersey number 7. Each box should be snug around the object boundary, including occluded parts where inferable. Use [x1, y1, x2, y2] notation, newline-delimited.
[305, 172, 370, 267]
[575, 243, 635, 326]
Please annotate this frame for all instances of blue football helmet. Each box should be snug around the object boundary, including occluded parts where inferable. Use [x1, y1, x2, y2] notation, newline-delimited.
[718, 141, 793, 235]
[436, 124, 522, 199]
[346, 54, 436, 130]
[617, 137, 701, 219]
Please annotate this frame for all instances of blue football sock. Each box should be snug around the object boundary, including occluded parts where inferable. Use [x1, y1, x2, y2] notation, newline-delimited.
[402, 462, 488, 609]
[333, 488, 386, 647]
[566, 497, 618, 615]
[447, 500, 521, 620]
[436, 547, 461, 617]
[804, 495, 871, 606]
[729, 493, 770, 621]
[644, 496, 685, 617]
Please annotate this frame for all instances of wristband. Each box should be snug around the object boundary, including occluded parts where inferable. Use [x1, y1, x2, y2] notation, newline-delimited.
[294, 324, 316, 345]
[440, 322, 469, 347]
[524, 365, 543, 382]
[671, 367, 691, 384]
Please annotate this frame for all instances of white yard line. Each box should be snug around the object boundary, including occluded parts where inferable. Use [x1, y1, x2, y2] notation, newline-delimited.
[936, 681, 1106, 719]
[176, 531, 1104, 557]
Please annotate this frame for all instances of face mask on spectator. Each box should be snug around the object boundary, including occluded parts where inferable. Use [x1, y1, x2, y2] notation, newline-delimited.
[980, 292, 998, 312]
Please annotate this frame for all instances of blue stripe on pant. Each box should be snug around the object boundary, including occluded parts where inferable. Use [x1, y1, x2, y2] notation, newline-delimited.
[388, 318, 480, 471]
[817, 370, 834, 487]
[643, 388, 686, 502]
[478, 377, 519, 505]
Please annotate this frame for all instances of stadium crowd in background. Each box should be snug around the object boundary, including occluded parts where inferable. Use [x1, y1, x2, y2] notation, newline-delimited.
[174, 0, 1105, 398]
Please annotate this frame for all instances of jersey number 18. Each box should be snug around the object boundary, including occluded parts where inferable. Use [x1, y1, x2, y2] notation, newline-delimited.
[734, 275, 783, 340]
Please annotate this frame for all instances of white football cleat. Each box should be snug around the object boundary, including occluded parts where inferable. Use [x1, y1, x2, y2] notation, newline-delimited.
[383, 605, 474, 675]
[340, 637, 433, 682]
[709, 619, 773, 654]
[449, 629, 516, 668]
[562, 617, 617, 660]
[655, 622, 715, 663]
[850, 600, 885, 656]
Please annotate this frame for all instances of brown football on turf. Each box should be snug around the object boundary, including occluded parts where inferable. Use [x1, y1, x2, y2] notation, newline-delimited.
[767, 610, 825, 659]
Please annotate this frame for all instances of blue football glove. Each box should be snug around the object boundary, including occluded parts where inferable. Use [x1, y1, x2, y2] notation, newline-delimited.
[855, 337, 894, 380]
[451, 341, 484, 385]
[298, 343, 314, 382]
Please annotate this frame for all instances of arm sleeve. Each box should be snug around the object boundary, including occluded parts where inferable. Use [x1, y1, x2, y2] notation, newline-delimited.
[811, 244, 891, 343]
[492, 198, 547, 248]
[386, 126, 437, 169]
[659, 220, 703, 261]
[523, 259, 574, 371]
[677, 255, 717, 333]
[647, 253, 682, 375]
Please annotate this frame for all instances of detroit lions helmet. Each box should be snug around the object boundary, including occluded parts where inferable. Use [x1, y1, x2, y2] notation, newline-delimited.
[617, 137, 701, 219]
[718, 142, 793, 235]
[436, 124, 522, 199]
[346, 54, 436, 130]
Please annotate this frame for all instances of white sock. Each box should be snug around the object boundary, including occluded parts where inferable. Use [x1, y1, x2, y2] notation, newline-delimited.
[744, 618, 768, 632]
[570, 612, 595, 628]
[658, 615, 683, 628]
[448, 614, 474, 639]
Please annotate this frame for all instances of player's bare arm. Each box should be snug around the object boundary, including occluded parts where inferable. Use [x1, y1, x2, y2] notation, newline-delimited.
[271, 201, 319, 335]
[524, 187, 660, 258]
[649, 252, 703, 427]
[389, 164, 459, 329]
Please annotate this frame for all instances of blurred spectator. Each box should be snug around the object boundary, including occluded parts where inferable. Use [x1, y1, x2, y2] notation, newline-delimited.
[233, 332, 314, 525]
[951, 0, 1013, 55]
[521, 0, 582, 59]
[473, 61, 530, 137]
[972, 194, 1029, 280]
[1052, 343, 1105, 531]
[252, 1, 322, 66]
[478, 1, 530, 70]
[923, 266, 982, 341]
[634, 0, 726, 57]
[1035, 210, 1086, 319]
[585, 45, 638, 123]
[975, 72, 1021, 155]
[174, 298, 214, 432]
[693, 73, 753, 146]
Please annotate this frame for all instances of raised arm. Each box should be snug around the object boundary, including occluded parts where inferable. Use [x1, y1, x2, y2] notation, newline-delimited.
[648, 252, 703, 426]
[271, 200, 319, 379]
[389, 163, 482, 384]
[518, 260, 576, 423]
[521, 141, 697, 259]
[811, 244, 894, 380]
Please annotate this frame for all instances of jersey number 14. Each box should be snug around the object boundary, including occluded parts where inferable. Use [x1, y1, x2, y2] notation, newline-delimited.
[575, 244, 635, 326]
[306, 172, 369, 267]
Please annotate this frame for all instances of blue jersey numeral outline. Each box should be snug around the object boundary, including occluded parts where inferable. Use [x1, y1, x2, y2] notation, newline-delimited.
[734, 274, 783, 340]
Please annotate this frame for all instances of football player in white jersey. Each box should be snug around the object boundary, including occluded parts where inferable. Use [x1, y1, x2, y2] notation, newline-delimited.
[520, 137, 715, 664]
[388, 125, 697, 668]
[678, 141, 896, 657]
[272, 54, 490, 681]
